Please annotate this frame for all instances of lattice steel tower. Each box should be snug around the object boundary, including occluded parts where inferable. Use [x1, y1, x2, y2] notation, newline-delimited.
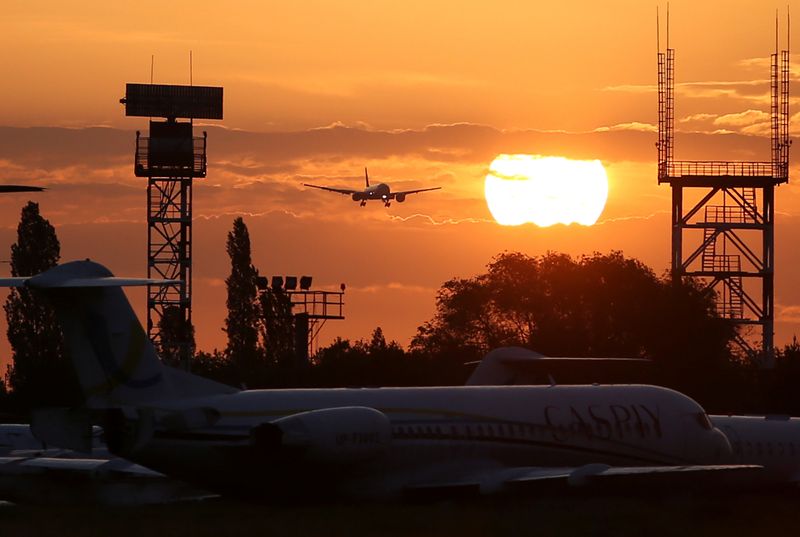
[657, 21, 789, 363]
[121, 83, 223, 369]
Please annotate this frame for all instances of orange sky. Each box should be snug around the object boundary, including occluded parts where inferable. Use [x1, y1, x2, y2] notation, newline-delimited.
[2, 1, 800, 370]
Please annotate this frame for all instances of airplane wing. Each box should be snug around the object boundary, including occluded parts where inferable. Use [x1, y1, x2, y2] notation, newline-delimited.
[403, 463, 764, 499]
[392, 187, 441, 196]
[303, 183, 358, 195]
[0, 456, 215, 505]
[0, 185, 45, 193]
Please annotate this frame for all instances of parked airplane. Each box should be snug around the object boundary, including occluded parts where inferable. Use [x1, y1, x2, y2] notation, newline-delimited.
[710, 415, 800, 488]
[0, 424, 46, 454]
[1, 261, 759, 500]
[0, 424, 213, 505]
[303, 168, 440, 207]
[1, 423, 105, 457]
[468, 347, 800, 489]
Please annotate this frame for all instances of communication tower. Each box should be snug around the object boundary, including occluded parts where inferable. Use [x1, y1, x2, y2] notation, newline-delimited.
[657, 17, 789, 363]
[121, 83, 223, 369]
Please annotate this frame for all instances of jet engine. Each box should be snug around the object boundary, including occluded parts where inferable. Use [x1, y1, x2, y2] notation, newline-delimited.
[352, 193, 363, 201]
[251, 406, 391, 464]
[395, 193, 406, 203]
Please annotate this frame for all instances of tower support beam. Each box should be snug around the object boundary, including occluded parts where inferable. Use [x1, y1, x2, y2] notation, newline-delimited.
[657, 35, 789, 364]
[122, 83, 223, 370]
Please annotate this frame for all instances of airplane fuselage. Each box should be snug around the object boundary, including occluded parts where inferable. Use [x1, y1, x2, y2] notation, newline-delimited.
[352, 183, 391, 202]
[712, 415, 800, 487]
[118, 385, 731, 498]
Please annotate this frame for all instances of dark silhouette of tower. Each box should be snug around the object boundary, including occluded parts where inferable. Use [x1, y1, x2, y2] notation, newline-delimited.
[121, 83, 223, 369]
[657, 16, 789, 364]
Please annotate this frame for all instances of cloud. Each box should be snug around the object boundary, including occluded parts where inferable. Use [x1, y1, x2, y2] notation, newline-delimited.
[603, 84, 656, 93]
[679, 113, 717, 124]
[0, 122, 777, 229]
[349, 283, 438, 294]
[673, 109, 775, 137]
[387, 213, 495, 226]
[777, 305, 800, 324]
[604, 79, 770, 103]
[713, 109, 770, 127]
[594, 122, 657, 133]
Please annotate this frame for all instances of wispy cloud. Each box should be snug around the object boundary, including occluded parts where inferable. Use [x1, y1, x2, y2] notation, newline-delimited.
[387, 213, 494, 226]
[348, 282, 438, 294]
[594, 122, 657, 133]
[777, 305, 800, 324]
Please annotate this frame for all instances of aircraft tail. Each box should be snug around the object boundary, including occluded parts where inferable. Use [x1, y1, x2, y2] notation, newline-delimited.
[466, 347, 651, 386]
[0, 260, 235, 408]
[364, 167, 370, 188]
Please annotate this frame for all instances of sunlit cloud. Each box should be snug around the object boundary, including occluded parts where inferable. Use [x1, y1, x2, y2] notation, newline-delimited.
[605, 79, 769, 104]
[387, 213, 494, 226]
[349, 283, 438, 294]
[679, 113, 717, 124]
[595, 211, 669, 226]
[777, 305, 800, 324]
[594, 122, 657, 133]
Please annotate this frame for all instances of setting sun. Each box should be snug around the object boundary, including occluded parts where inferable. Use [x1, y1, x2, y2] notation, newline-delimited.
[484, 155, 609, 227]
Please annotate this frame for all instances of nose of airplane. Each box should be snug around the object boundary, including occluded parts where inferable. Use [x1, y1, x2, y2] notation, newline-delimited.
[709, 427, 733, 461]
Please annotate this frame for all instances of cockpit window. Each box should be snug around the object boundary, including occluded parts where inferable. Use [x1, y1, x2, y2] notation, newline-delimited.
[694, 412, 713, 430]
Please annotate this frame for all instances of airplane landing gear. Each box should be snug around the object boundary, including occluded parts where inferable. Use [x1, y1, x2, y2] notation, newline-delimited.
[360, 201, 367, 207]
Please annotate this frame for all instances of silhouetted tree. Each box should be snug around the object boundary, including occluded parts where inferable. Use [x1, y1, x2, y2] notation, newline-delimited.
[224, 217, 263, 381]
[192, 349, 237, 387]
[763, 337, 800, 415]
[312, 328, 422, 387]
[259, 287, 295, 366]
[4, 202, 81, 409]
[156, 305, 196, 368]
[412, 251, 738, 401]
[367, 327, 388, 353]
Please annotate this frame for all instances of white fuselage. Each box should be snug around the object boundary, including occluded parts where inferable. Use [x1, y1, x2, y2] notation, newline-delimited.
[0, 425, 45, 455]
[712, 415, 800, 486]
[123, 385, 731, 498]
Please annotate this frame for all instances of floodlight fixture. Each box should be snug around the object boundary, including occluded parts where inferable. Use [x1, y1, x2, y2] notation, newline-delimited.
[256, 276, 268, 291]
[285, 276, 298, 290]
[271, 276, 283, 290]
[300, 276, 313, 290]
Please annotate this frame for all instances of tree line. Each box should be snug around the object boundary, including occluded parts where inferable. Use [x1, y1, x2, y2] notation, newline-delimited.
[2, 203, 800, 418]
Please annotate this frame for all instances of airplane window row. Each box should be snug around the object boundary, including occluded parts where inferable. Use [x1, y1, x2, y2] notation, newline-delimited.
[391, 421, 642, 441]
[731, 441, 796, 457]
[393, 422, 546, 441]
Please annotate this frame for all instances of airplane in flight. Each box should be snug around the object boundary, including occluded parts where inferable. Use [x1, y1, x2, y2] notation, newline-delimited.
[303, 168, 440, 207]
[2, 260, 761, 501]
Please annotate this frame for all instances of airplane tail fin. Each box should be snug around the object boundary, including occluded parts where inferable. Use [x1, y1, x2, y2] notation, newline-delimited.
[466, 347, 651, 386]
[0, 260, 235, 408]
[365, 167, 370, 188]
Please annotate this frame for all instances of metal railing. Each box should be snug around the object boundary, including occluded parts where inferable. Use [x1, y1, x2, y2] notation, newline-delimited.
[289, 290, 345, 320]
[660, 161, 780, 178]
[704, 205, 748, 224]
[135, 134, 207, 177]
[701, 253, 741, 273]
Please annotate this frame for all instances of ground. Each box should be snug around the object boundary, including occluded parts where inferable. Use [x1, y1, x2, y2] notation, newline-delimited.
[0, 492, 796, 537]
